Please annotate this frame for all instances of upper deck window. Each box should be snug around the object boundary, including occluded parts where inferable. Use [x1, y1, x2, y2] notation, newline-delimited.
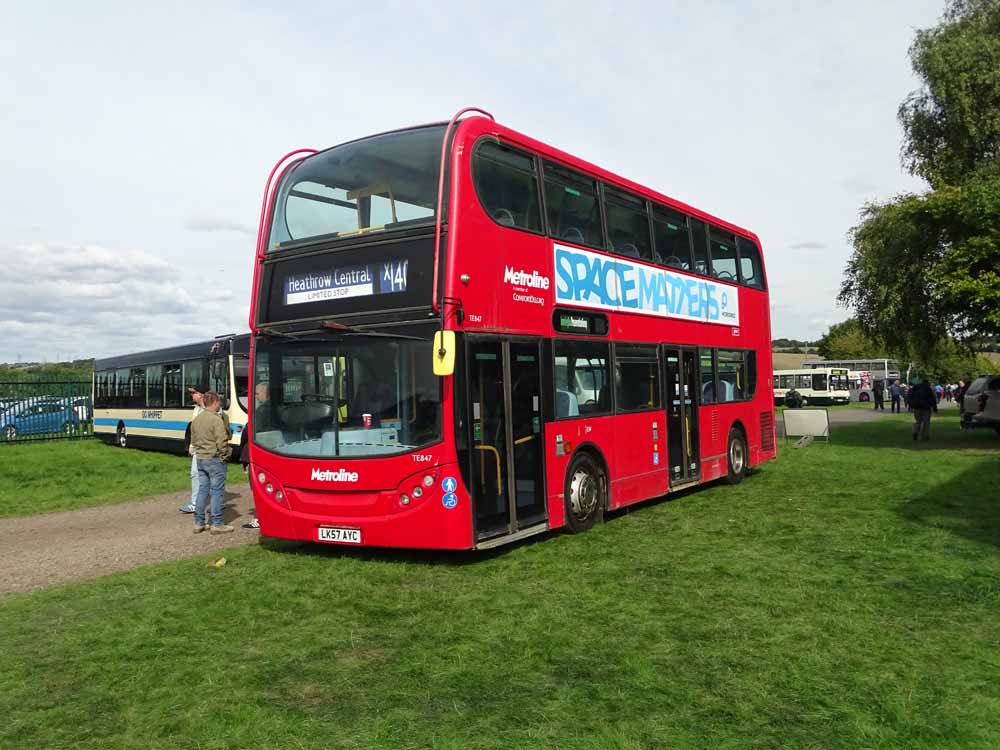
[543, 161, 603, 249]
[268, 125, 445, 250]
[651, 205, 691, 270]
[737, 237, 766, 290]
[709, 226, 738, 283]
[690, 219, 711, 276]
[604, 187, 653, 263]
[472, 142, 542, 232]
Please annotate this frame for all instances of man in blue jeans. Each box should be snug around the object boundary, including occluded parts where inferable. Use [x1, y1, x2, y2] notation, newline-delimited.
[180, 384, 208, 514]
[190, 391, 235, 534]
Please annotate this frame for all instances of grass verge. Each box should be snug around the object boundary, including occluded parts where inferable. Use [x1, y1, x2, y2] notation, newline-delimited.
[0, 418, 998, 748]
[0, 440, 246, 518]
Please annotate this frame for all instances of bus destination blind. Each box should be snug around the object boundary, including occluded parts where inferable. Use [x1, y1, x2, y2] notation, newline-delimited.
[284, 260, 408, 306]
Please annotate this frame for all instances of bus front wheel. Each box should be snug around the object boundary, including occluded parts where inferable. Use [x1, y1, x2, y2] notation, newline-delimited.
[117, 425, 128, 449]
[725, 428, 748, 485]
[564, 452, 605, 533]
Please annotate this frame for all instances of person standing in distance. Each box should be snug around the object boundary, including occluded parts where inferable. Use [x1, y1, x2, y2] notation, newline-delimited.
[181, 383, 209, 514]
[190, 391, 235, 534]
[909, 378, 938, 442]
[889, 379, 902, 414]
[873, 379, 885, 411]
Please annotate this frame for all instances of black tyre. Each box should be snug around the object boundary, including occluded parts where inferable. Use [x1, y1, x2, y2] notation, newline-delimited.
[2, 425, 15, 441]
[563, 452, 605, 533]
[800, 397, 809, 407]
[117, 424, 128, 448]
[62, 421, 75, 435]
[725, 427, 748, 485]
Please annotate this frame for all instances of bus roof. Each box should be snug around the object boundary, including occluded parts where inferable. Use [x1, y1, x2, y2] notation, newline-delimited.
[94, 334, 250, 371]
[465, 115, 761, 244]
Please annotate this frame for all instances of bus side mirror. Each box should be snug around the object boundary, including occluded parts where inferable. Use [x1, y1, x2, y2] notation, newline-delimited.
[433, 331, 455, 377]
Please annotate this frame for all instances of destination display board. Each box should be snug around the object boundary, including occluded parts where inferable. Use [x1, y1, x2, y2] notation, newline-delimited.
[284, 260, 409, 306]
[260, 235, 434, 324]
[553, 243, 740, 326]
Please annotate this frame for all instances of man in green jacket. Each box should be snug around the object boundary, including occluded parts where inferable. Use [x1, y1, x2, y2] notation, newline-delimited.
[190, 391, 234, 534]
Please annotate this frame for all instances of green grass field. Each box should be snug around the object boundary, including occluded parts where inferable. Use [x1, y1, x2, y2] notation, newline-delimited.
[1, 417, 998, 749]
[0, 440, 246, 517]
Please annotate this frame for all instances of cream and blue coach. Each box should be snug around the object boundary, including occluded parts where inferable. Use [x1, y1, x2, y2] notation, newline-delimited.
[93, 335, 249, 458]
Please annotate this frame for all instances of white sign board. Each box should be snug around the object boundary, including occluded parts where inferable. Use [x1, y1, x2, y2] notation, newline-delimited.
[553, 244, 740, 326]
[783, 409, 831, 441]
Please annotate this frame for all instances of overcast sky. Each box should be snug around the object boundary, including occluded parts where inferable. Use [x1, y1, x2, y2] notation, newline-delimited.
[0, 0, 944, 362]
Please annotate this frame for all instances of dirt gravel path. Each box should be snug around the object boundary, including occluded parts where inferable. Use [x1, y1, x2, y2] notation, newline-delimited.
[0, 484, 259, 597]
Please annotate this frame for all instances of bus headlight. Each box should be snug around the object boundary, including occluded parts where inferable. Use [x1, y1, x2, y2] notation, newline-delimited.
[265, 483, 273, 494]
[412, 486, 424, 498]
[400, 494, 410, 506]
[257, 472, 266, 484]
[422, 474, 434, 487]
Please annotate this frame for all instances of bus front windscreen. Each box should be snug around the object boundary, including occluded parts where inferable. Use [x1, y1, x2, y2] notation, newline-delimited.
[252, 334, 441, 458]
[268, 125, 446, 249]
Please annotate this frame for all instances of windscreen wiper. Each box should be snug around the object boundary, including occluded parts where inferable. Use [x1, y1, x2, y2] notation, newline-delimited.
[258, 327, 313, 340]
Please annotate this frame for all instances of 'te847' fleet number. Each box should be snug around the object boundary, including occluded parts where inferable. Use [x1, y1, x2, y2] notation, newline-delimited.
[412, 454, 433, 463]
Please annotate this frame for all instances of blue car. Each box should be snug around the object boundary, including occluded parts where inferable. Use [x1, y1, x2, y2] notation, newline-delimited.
[0, 400, 81, 440]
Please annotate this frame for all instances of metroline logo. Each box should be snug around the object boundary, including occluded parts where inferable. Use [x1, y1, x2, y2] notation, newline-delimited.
[311, 468, 359, 482]
[503, 266, 550, 289]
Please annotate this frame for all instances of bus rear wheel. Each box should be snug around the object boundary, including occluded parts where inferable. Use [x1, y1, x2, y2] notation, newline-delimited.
[564, 452, 605, 533]
[117, 425, 128, 449]
[2, 425, 16, 441]
[725, 428, 748, 485]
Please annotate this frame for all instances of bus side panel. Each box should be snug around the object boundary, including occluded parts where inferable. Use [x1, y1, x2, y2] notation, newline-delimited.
[610, 411, 668, 509]
[698, 406, 725, 481]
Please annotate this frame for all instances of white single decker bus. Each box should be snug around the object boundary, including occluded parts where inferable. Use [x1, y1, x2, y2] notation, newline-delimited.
[773, 368, 851, 406]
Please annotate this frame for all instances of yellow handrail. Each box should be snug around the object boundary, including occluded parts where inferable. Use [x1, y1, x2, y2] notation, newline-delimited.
[514, 435, 534, 445]
[473, 444, 503, 496]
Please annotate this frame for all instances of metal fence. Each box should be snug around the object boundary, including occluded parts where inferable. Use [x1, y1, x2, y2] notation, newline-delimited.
[0, 381, 93, 444]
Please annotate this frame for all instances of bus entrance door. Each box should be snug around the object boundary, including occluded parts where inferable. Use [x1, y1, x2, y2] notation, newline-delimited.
[664, 347, 700, 486]
[465, 338, 546, 543]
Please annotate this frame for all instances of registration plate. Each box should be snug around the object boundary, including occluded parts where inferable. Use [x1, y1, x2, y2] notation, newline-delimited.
[317, 526, 362, 545]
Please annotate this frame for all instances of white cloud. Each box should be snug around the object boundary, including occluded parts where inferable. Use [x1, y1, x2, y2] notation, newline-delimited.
[0, 242, 245, 362]
[0, 0, 945, 345]
[185, 212, 254, 234]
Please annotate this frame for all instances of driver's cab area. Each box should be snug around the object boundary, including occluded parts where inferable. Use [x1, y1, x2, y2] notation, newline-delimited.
[252, 328, 442, 459]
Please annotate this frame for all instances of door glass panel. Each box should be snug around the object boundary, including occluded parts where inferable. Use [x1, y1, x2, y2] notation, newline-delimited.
[665, 352, 685, 480]
[510, 342, 545, 526]
[682, 351, 700, 476]
[469, 341, 508, 537]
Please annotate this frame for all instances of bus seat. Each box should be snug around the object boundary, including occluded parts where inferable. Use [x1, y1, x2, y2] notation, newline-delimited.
[255, 430, 284, 450]
[493, 208, 515, 226]
[617, 243, 641, 258]
[562, 227, 585, 244]
[556, 389, 579, 418]
[598, 383, 611, 412]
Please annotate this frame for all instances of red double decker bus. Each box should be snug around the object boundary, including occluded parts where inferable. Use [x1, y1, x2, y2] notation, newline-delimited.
[247, 108, 776, 550]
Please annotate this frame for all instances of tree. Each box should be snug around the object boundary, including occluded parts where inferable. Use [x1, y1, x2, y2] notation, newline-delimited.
[839, 0, 1000, 359]
[815, 319, 886, 359]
